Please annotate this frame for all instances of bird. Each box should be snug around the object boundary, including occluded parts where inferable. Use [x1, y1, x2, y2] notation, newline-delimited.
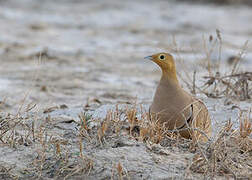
[145, 52, 212, 142]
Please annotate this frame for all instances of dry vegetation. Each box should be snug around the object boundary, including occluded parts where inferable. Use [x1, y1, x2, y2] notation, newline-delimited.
[190, 112, 252, 179]
[180, 32, 252, 102]
[200, 38, 251, 101]
[0, 99, 251, 179]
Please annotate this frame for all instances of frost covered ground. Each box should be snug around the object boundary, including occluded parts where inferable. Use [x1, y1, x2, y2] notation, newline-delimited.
[0, 0, 251, 179]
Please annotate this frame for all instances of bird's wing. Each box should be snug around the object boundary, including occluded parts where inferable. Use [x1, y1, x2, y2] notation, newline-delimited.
[191, 99, 212, 142]
[176, 104, 193, 130]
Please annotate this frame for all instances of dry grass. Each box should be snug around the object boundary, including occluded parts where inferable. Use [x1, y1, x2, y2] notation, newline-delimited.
[172, 31, 252, 178]
[177, 31, 251, 102]
[190, 111, 252, 179]
[0, 164, 18, 179]
[200, 39, 251, 100]
[0, 97, 251, 179]
[90, 103, 252, 179]
[201, 71, 252, 100]
[0, 112, 34, 148]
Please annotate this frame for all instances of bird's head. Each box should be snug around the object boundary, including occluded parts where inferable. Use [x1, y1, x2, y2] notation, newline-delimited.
[145, 52, 177, 80]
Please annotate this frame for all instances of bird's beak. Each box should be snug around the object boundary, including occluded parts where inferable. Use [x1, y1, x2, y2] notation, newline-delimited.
[144, 56, 153, 61]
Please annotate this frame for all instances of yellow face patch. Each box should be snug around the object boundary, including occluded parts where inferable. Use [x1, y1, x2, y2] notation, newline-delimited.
[146, 53, 175, 73]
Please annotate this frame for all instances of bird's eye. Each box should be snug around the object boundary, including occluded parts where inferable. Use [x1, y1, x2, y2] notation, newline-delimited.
[159, 54, 165, 60]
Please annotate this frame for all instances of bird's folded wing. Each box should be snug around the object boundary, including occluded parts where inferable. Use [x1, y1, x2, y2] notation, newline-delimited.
[176, 104, 193, 130]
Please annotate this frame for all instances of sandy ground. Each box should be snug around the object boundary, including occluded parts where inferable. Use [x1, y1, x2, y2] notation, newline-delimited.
[0, 0, 251, 179]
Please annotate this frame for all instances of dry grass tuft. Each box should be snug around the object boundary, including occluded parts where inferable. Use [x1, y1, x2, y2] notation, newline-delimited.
[201, 71, 252, 100]
[123, 105, 193, 148]
[117, 162, 124, 180]
[190, 112, 252, 179]
[0, 113, 34, 148]
[0, 164, 18, 179]
[180, 31, 251, 101]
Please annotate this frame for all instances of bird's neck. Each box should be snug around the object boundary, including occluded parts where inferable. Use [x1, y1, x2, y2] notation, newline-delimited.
[161, 70, 179, 86]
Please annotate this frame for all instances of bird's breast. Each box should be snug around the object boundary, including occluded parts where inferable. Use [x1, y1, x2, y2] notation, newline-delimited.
[150, 83, 192, 128]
